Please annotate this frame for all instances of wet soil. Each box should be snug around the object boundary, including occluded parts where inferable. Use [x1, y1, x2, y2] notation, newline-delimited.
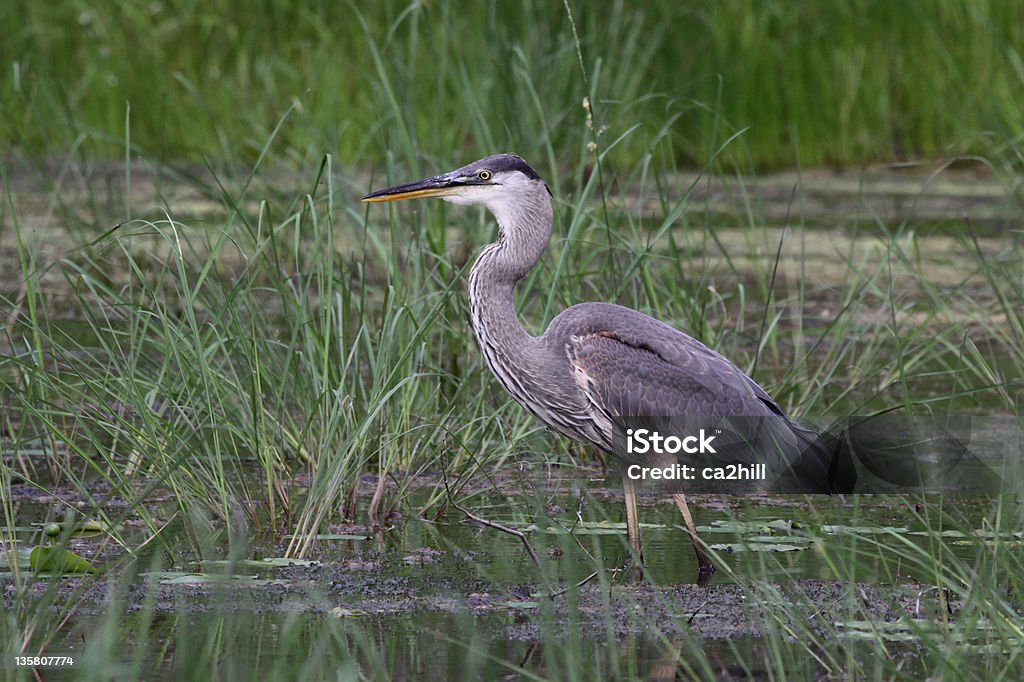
[5, 568, 952, 644]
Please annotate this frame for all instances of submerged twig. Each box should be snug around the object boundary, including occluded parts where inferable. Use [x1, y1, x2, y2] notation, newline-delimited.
[687, 595, 710, 625]
[441, 469, 541, 567]
[549, 570, 599, 600]
[441, 467, 614, 601]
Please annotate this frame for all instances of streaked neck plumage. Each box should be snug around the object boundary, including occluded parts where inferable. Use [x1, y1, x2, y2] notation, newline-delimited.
[467, 179, 553, 368]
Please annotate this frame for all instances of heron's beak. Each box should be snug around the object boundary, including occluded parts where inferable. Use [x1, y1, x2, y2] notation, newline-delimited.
[362, 173, 463, 203]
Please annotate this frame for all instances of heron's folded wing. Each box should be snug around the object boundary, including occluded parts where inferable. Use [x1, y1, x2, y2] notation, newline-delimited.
[566, 330, 775, 419]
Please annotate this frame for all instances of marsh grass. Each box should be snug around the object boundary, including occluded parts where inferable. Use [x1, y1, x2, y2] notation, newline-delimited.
[4, 2, 1024, 169]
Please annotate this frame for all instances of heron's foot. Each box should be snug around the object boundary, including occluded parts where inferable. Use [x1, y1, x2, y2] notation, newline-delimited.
[693, 544, 715, 586]
[619, 554, 645, 584]
[696, 561, 715, 587]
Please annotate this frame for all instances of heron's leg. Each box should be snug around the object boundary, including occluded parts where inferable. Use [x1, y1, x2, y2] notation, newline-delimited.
[672, 493, 714, 580]
[622, 477, 643, 563]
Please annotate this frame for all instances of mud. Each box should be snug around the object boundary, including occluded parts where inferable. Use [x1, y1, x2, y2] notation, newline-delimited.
[3, 551, 955, 645]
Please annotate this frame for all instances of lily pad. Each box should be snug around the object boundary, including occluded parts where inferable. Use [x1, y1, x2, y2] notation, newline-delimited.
[140, 571, 279, 585]
[159, 574, 232, 585]
[710, 542, 807, 553]
[531, 520, 665, 535]
[697, 519, 795, 534]
[819, 525, 910, 535]
[37, 519, 113, 537]
[835, 618, 1022, 649]
[908, 529, 967, 538]
[29, 546, 98, 574]
[288, 534, 372, 541]
[541, 526, 623, 535]
[835, 619, 924, 643]
[908, 529, 1023, 540]
[200, 558, 320, 569]
[747, 535, 813, 544]
[0, 548, 34, 570]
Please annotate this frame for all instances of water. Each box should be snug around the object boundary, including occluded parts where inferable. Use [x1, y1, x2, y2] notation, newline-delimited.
[3, 477, 1003, 680]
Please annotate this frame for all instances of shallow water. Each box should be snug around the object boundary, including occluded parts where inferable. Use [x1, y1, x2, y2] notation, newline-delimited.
[3, 477, 1006, 679]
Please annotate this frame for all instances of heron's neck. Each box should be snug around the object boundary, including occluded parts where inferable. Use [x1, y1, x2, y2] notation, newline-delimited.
[467, 187, 553, 351]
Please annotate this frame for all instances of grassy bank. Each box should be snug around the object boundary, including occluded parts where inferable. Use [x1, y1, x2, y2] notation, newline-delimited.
[3, 1, 1024, 169]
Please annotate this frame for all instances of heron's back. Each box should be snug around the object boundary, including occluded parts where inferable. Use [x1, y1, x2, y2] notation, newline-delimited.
[542, 302, 854, 493]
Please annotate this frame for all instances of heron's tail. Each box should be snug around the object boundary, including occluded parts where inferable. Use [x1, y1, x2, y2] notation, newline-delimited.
[780, 420, 858, 494]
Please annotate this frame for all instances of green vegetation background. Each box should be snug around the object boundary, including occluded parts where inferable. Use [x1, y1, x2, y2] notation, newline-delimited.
[3, 0, 1023, 169]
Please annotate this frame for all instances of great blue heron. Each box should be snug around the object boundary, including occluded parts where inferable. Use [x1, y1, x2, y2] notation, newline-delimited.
[364, 154, 844, 581]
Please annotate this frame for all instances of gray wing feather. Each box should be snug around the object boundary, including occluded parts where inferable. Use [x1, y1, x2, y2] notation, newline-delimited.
[548, 302, 851, 492]
[553, 302, 779, 419]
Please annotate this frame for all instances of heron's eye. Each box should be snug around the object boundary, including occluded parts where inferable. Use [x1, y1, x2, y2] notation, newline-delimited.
[478, 170, 492, 181]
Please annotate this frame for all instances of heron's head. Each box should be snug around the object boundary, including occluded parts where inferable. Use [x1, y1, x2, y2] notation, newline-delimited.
[362, 154, 550, 218]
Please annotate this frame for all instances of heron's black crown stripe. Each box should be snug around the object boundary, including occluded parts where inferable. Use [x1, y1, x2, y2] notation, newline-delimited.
[477, 153, 543, 181]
